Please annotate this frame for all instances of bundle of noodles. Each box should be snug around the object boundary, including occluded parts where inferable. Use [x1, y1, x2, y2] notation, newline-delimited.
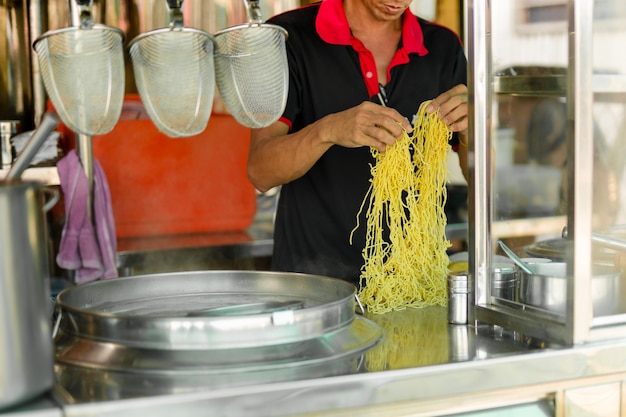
[353, 100, 452, 314]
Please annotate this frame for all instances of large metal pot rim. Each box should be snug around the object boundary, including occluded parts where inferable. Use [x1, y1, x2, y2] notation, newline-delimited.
[519, 263, 621, 279]
[55, 270, 358, 350]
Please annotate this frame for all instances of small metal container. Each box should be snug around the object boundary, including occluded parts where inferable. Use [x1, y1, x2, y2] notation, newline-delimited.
[448, 271, 472, 325]
[1, 120, 21, 169]
[491, 263, 518, 301]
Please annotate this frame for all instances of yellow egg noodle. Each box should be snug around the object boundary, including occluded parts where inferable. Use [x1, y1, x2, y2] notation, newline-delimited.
[352, 100, 452, 314]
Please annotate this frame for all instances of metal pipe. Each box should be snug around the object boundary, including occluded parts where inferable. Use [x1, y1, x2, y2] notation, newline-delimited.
[76, 133, 94, 223]
[467, 0, 492, 321]
[568, 0, 595, 344]
[1, 0, 33, 127]
[29, 0, 46, 126]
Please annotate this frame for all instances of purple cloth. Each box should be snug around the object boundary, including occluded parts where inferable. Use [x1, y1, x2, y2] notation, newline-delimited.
[56, 150, 118, 283]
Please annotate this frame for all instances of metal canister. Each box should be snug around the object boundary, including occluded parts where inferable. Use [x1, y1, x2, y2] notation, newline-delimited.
[491, 263, 518, 301]
[0, 180, 57, 410]
[0, 120, 20, 169]
[448, 270, 472, 325]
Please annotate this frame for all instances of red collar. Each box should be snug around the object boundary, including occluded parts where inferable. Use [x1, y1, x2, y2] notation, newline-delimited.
[315, 0, 428, 56]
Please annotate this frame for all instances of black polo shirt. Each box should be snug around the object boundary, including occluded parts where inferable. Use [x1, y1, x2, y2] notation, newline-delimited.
[268, 0, 467, 285]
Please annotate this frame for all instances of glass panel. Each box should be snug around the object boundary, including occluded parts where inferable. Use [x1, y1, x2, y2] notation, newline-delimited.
[471, 0, 626, 344]
[589, 0, 626, 318]
[488, 0, 569, 313]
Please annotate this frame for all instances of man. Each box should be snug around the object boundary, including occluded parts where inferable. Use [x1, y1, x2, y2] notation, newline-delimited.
[247, 0, 469, 285]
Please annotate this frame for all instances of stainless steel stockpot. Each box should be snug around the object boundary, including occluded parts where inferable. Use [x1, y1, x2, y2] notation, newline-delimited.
[518, 263, 621, 316]
[54, 270, 363, 350]
[0, 179, 57, 410]
[53, 270, 383, 400]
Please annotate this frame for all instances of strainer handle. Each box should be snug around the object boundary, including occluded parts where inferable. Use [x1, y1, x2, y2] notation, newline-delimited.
[167, 0, 184, 29]
[74, 0, 94, 29]
[244, 0, 263, 24]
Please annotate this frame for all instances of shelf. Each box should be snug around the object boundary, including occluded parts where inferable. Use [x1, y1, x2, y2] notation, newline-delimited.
[494, 74, 566, 96]
[494, 72, 626, 97]
[0, 166, 60, 185]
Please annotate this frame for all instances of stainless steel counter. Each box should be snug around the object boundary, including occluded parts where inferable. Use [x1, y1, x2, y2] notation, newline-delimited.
[5, 304, 626, 416]
[6, 192, 618, 416]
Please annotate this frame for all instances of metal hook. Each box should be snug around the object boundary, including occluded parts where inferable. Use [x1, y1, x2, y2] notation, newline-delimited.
[74, 0, 94, 29]
[244, 0, 263, 24]
[166, 0, 184, 29]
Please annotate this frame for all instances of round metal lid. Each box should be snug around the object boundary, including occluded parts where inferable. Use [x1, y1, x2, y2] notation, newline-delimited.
[525, 236, 622, 263]
[524, 238, 568, 261]
[55, 270, 360, 350]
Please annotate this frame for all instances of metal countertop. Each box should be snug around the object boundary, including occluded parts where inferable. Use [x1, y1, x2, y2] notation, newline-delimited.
[6, 305, 626, 416]
[2, 306, 571, 417]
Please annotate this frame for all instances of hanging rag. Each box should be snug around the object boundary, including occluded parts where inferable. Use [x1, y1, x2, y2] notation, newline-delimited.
[56, 149, 118, 283]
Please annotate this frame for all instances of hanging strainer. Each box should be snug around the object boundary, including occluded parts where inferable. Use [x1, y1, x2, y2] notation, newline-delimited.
[33, 1, 124, 136]
[213, 0, 289, 129]
[129, 0, 215, 138]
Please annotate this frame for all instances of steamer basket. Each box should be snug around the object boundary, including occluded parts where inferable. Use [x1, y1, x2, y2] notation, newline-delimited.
[129, 27, 216, 138]
[33, 25, 124, 136]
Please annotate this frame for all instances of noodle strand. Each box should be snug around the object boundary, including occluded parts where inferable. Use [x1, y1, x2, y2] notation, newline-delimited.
[352, 100, 452, 314]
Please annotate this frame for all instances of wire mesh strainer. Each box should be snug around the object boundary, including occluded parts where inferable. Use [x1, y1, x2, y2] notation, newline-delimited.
[213, 0, 288, 129]
[129, 1, 215, 138]
[33, 2, 124, 136]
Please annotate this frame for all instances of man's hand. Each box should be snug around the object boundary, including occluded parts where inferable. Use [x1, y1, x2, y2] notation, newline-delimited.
[426, 84, 468, 138]
[325, 101, 413, 153]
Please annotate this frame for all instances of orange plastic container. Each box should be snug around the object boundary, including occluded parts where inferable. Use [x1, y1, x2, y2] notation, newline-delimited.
[58, 95, 257, 238]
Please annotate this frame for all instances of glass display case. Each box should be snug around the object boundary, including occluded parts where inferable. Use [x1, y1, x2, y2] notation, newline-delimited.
[467, 0, 626, 345]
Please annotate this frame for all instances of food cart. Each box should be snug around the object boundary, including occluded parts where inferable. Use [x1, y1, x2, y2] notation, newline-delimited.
[2, 0, 626, 416]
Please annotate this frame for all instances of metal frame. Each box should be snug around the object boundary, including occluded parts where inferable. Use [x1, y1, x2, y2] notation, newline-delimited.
[567, 0, 594, 344]
[468, 0, 626, 345]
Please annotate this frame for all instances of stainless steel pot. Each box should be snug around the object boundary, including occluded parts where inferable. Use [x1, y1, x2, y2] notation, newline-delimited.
[518, 263, 621, 317]
[0, 179, 58, 410]
[53, 270, 382, 401]
[55, 270, 364, 349]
